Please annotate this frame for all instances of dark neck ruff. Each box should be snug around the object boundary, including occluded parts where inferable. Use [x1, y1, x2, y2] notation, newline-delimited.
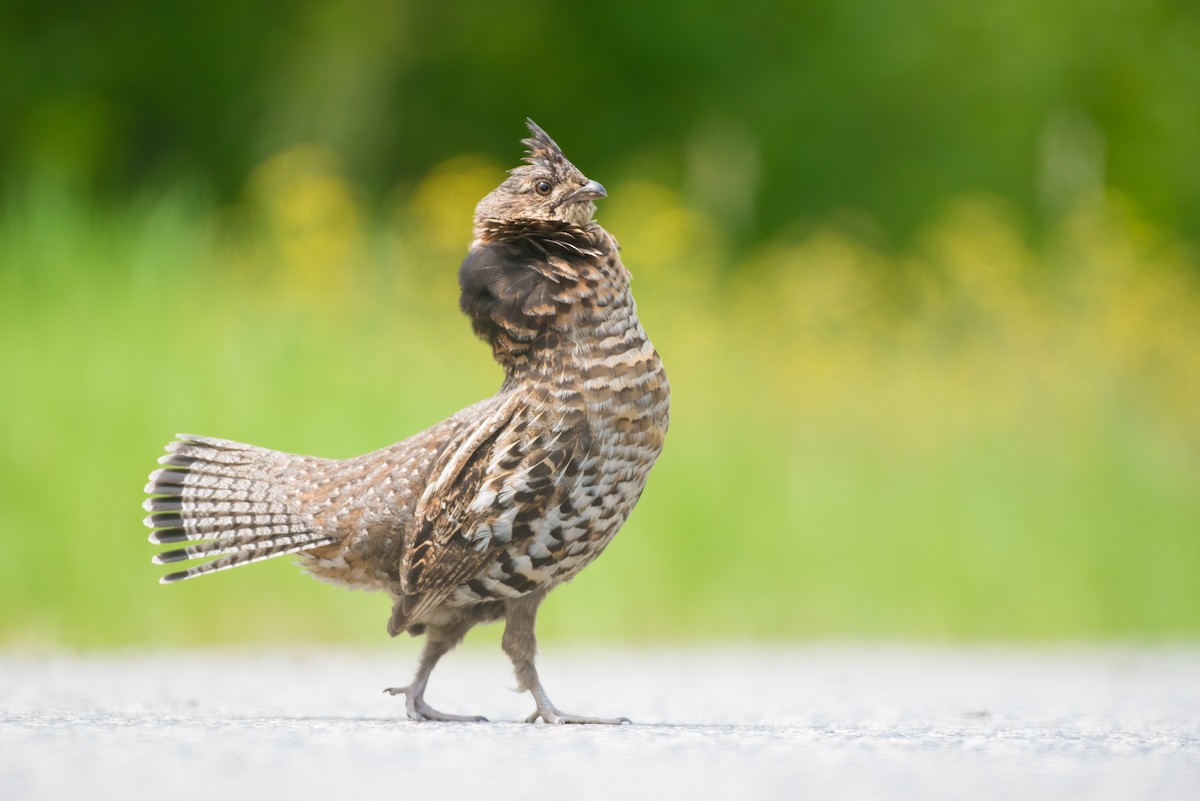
[459, 219, 607, 375]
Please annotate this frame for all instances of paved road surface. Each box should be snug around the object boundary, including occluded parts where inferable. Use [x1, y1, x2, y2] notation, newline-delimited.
[2, 646, 1198, 800]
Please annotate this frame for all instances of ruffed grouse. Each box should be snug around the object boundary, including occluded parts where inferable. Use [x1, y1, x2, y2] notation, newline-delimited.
[142, 120, 670, 724]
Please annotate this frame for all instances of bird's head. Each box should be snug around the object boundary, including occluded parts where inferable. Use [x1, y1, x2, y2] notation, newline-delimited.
[474, 119, 607, 232]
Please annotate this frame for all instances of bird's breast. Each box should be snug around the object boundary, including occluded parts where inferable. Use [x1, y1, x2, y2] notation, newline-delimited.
[445, 323, 669, 607]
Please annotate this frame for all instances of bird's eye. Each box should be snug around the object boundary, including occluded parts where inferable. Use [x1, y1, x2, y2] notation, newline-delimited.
[534, 180, 552, 196]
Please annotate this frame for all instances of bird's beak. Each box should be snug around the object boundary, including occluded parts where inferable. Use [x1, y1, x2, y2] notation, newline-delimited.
[572, 179, 607, 202]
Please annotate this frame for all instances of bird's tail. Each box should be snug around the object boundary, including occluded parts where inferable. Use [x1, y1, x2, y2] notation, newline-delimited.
[143, 434, 338, 583]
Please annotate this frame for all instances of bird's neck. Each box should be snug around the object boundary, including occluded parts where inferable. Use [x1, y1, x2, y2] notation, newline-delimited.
[501, 300, 668, 440]
[460, 219, 630, 376]
[500, 291, 644, 382]
[460, 220, 668, 433]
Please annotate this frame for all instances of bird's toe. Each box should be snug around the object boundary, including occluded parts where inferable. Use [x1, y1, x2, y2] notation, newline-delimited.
[527, 706, 630, 725]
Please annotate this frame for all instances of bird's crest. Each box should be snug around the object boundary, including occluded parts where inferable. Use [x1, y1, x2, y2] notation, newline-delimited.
[520, 119, 573, 174]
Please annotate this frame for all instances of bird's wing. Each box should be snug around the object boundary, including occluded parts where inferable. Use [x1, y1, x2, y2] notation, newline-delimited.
[396, 389, 591, 621]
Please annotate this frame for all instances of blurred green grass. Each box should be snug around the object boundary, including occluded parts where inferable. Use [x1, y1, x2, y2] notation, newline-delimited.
[1, 154, 1197, 646]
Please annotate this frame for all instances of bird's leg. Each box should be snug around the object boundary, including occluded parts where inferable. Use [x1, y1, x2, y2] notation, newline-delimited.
[384, 622, 486, 722]
[503, 592, 630, 725]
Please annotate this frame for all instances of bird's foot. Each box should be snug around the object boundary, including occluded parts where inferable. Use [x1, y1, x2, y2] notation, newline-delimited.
[525, 702, 631, 725]
[383, 686, 488, 723]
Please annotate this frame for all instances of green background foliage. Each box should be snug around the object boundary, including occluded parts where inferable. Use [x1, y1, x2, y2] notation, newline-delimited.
[1, 1, 1197, 646]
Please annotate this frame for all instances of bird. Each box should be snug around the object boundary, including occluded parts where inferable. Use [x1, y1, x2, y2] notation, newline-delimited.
[142, 119, 671, 724]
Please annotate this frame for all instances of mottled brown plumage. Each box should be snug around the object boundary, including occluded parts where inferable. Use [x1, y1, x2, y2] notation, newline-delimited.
[142, 120, 670, 724]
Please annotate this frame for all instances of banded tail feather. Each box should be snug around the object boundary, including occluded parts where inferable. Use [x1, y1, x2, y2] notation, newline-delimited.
[143, 434, 336, 583]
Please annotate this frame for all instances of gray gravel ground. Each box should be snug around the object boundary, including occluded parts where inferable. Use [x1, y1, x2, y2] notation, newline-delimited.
[2, 645, 1198, 800]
